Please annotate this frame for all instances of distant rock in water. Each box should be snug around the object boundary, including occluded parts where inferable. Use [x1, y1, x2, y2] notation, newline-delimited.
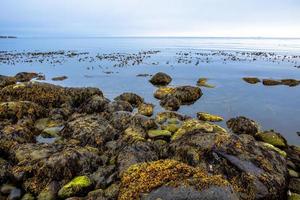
[0, 36, 17, 39]
[52, 76, 68, 81]
[243, 77, 261, 84]
[197, 78, 215, 88]
[149, 72, 172, 86]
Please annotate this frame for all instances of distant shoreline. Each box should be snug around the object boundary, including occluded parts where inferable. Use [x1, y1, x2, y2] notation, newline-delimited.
[0, 36, 17, 39]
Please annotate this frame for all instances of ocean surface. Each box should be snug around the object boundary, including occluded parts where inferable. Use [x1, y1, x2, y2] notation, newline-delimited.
[1, 37, 300, 145]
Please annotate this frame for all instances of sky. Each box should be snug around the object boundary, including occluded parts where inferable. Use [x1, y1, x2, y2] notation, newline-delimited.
[1, 0, 300, 37]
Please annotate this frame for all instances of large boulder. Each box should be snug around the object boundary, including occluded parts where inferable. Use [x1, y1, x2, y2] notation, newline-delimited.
[173, 86, 202, 104]
[149, 72, 172, 86]
[227, 116, 259, 136]
[169, 130, 287, 199]
[114, 92, 144, 108]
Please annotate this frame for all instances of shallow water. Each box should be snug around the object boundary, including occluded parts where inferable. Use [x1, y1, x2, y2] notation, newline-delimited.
[1, 37, 300, 145]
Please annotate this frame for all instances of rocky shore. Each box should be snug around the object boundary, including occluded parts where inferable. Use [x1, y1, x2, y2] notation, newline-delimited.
[0, 72, 299, 200]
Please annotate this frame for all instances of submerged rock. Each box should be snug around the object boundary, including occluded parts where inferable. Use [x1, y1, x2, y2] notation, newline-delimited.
[197, 78, 216, 88]
[243, 77, 261, 84]
[51, 76, 68, 81]
[197, 112, 224, 122]
[226, 116, 259, 136]
[256, 130, 288, 149]
[149, 72, 172, 86]
[58, 176, 92, 199]
[262, 79, 281, 86]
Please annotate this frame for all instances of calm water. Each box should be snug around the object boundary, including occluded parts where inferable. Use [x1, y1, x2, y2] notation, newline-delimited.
[1, 37, 300, 145]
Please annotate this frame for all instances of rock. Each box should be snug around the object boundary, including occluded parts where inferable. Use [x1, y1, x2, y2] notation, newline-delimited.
[281, 79, 300, 87]
[136, 74, 151, 77]
[169, 130, 287, 199]
[51, 76, 68, 81]
[155, 111, 189, 124]
[37, 181, 59, 200]
[35, 118, 64, 137]
[161, 119, 182, 133]
[149, 72, 172, 86]
[197, 112, 224, 122]
[21, 193, 35, 200]
[262, 79, 281, 86]
[0, 101, 45, 122]
[104, 183, 119, 199]
[260, 142, 287, 157]
[0, 75, 16, 88]
[1, 184, 16, 195]
[0, 82, 102, 108]
[118, 159, 231, 200]
[173, 86, 202, 104]
[107, 100, 133, 113]
[8, 188, 22, 200]
[12, 143, 101, 194]
[197, 78, 216, 88]
[114, 92, 144, 107]
[289, 169, 299, 178]
[142, 185, 239, 200]
[58, 176, 92, 199]
[286, 146, 300, 171]
[61, 114, 116, 148]
[0, 158, 11, 184]
[90, 165, 116, 189]
[226, 116, 259, 136]
[110, 111, 133, 131]
[36, 74, 46, 81]
[147, 129, 172, 140]
[160, 95, 181, 111]
[87, 189, 105, 200]
[15, 72, 38, 82]
[78, 95, 109, 114]
[256, 130, 287, 149]
[288, 193, 300, 200]
[243, 77, 261, 84]
[154, 87, 176, 99]
[289, 178, 300, 194]
[131, 115, 158, 130]
[138, 103, 154, 116]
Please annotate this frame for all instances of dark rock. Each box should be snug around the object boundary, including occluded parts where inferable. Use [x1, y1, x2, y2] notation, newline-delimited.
[8, 188, 22, 200]
[114, 92, 144, 107]
[243, 77, 261, 84]
[262, 79, 281, 86]
[289, 178, 300, 193]
[110, 111, 133, 131]
[173, 86, 202, 104]
[0, 75, 16, 88]
[0, 158, 12, 184]
[160, 95, 181, 111]
[226, 116, 259, 136]
[15, 72, 38, 82]
[138, 103, 154, 116]
[107, 100, 133, 113]
[131, 114, 158, 130]
[51, 76, 68, 81]
[149, 72, 172, 86]
[78, 95, 109, 114]
[37, 181, 60, 200]
[281, 79, 300, 87]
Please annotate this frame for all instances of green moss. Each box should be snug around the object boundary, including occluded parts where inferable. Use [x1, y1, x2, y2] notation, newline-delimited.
[197, 112, 223, 122]
[161, 123, 180, 133]
[58, 176, 92, 199]
[289, 169, 299, 178]
[118, 159, 229, 200]
[261, 142, 287, 157]
[289, 193, 300, 200]
[256, 131, 287, 148]
[171, 119, 214, 140]
[21, 193, 35, 200]
[154, 87, 176, 99]
[148, 129, 172, 139]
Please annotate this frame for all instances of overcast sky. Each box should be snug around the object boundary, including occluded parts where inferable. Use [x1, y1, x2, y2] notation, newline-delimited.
[1, 0, 299, 37]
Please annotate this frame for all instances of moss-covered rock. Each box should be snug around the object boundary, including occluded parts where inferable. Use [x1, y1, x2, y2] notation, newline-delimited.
[34, 118, 64, 137]
[154, 87, 176, 99]
[281, 79, 300, 87]
[260, 142, 287, 157]
[58, 176, 92, 199]
[160, 95, 181, 111]
[21, 193, 35, 200]
[173, 86, 203, 104]
[288, 193, 300, 200]
[197, 78, 215, 88]
[118, 159, 230, 200]
[114, 92, 144, 107]
[226, 116, 259, 136]
[256, 130, 287, 149]
[197, 112, 224, 122]
[138, 103, 154, 116]
[15, 72, 38, 82]
[149, 72, 172, 86]
[148, 129, 172, 140]
[155, 111, 188, 124]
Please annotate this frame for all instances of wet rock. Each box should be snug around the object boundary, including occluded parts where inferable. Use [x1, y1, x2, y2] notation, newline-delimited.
[197, 112, 224, 122]
[21, 193, 35, 200]
[160, 95, 181, 111]
[256, 130, 287, 149]
[142, 185, 239, 200]
[161, 119, 182, 133]
[154, 87, 176, 99]
[51, 76, 68, 81]
[138, 103, 154, 116]
[173, 86, 202, 104]
[286, 146, 300, 171]
[114, 92, 144, 107]
[289, 178, 300, 194]
[288, 193, 300, 200]
[87, 189, 105, 200]
[118, 159, 231, 200]
[0, 75, 16, 88]
[260, 142, 287, 157]
[155, 111, 188, 124]
[197, 78, 216, 88]
[243, 77, 261, 84]
[0, 158, 12, 184]
[136, 73, 151, 77]
[0, 101, 45, 122]
[37, 181, 60, 200]
[58, 176, 92, 199]
[0, 82, 102, 108]
[15, 72, 38, 82]
[34, 118, 64, 137]
[104, 183, 119, 199]
[169, 130, 287, 199]
[281, 79, 300, 87]
[110, 111, 133, 131]
[36, 74, 46, 81]
[147, 129, 172, 140]
[61, 114, 117, 148]
[90, 165, 116, 189]
[131, 114, 158, 130]
[149, 72, 172, 86]
[12, 143, 101, 194]
[262, 79, 281, 86]
[78, 95, 109, 114]
[107, 100, 133, 113]
[226, 116, 259, 136]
